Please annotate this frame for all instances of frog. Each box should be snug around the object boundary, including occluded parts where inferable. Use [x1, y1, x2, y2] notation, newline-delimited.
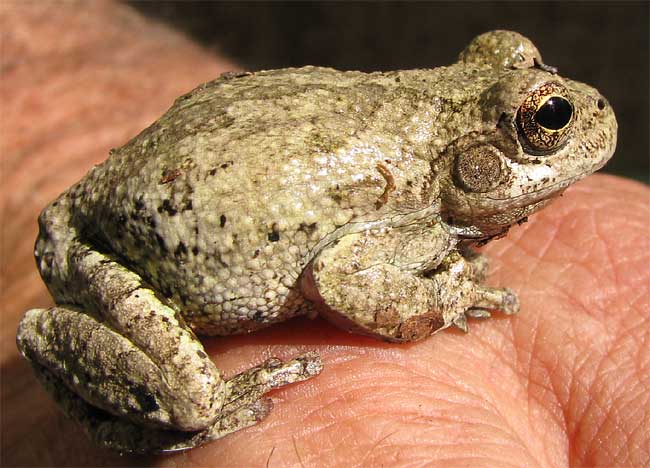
[16, 30, 617, 454]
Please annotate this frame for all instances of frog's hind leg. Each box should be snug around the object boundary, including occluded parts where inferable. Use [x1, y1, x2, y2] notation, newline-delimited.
[18, 244, 229, 433]
[27, 353, 320, 453]
[17, 233, 322, 451]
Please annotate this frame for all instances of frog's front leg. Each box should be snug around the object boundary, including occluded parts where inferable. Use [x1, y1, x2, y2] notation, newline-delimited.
[459, 244, 490, 282]
[305, 221, 519, 342]
[17, 242, 322, 452]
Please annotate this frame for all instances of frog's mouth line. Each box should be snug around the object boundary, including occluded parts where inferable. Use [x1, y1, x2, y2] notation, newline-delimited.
[485, 165, 601, 203]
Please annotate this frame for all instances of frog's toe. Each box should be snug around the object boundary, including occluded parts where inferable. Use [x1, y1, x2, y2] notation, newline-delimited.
[452, 313, 469, 333]
[223, 352, 323, 413]
[474, 286, 519, 315]
[171, 353, 323, 452]
[466, 308, 492, 319]
[452, 307, 498, 333]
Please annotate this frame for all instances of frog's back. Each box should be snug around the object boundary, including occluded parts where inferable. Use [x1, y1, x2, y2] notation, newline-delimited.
[60, 67, 412, 334]
[66, 65, 499, 334]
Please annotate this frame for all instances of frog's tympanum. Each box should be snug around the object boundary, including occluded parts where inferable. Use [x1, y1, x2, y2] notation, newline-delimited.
[17, 31, 617, 453]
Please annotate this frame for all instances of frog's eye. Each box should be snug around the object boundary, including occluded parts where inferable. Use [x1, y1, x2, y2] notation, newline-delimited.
[516, 82, 573, 155]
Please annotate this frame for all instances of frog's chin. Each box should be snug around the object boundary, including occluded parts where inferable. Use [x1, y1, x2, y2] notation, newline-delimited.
[449, 196, 558, 242]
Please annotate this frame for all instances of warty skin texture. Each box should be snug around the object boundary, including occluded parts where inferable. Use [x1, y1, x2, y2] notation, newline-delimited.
[16, 30, 617, 453]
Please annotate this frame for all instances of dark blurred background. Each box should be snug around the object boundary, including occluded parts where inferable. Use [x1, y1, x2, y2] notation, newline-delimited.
[128, 1, 649, 182]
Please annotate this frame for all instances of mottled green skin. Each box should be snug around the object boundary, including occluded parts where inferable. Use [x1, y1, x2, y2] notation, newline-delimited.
[17, 31, 617, 453]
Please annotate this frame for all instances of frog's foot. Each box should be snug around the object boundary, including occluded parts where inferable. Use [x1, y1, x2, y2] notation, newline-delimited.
[434, 252, 519, 333]
[180, 352, 324, 452]
[222, 352, 323, 415]
[29, 354, 321, 453]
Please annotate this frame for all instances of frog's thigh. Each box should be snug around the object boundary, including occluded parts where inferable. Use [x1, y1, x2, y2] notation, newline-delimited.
[309, 226, 518, 342]
[18, 247, 225, 432]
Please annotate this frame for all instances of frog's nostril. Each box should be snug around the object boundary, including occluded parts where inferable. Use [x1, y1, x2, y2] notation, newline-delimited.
[597, 98, 606, 111]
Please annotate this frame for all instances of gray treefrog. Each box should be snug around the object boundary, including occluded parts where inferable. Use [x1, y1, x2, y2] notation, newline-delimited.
[16, 30, 617, 453]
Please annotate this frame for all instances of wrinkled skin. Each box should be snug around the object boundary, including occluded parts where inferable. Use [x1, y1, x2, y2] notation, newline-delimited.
[2, 3, 647, 466]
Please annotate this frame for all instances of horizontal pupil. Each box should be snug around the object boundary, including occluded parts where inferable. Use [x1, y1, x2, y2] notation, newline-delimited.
[534, 96, 572, 130]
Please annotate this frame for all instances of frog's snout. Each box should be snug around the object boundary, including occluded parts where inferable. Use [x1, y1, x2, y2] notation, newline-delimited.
[591, 92, 618, 164]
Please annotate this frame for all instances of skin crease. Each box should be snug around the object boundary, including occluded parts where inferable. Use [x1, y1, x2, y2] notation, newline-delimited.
[1, 2, 648, 466]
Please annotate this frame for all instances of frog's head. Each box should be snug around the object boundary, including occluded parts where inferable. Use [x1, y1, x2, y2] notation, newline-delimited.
[439, 31, 617, 240]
